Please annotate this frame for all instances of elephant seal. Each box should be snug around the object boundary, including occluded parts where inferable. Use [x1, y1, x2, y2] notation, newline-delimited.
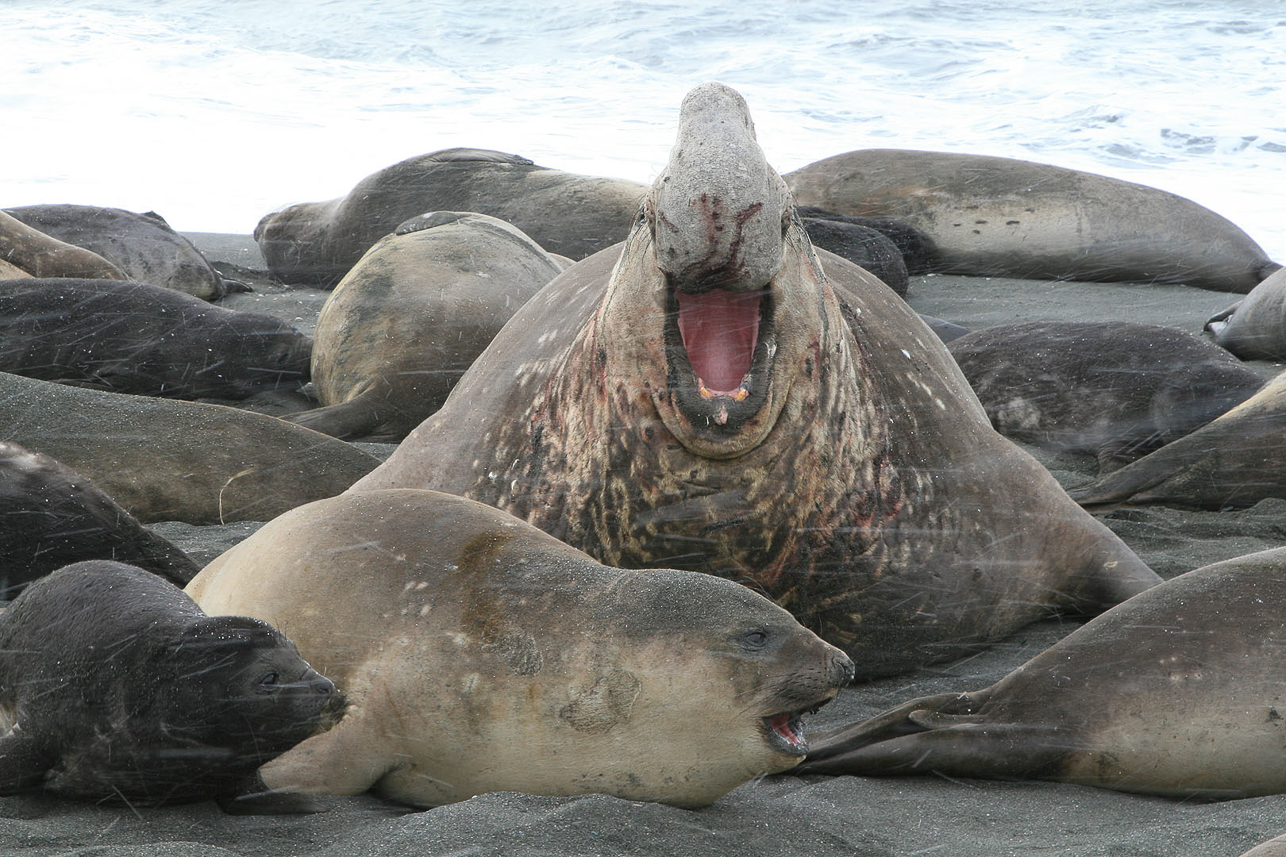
[0, 560, 342, 806]
[0, 277, 311, 400]
[0, 210, 126, 280]
[800, 545, 1286, 799]
[0, 441, 198, 597]
[785, 148, 1281, 293]
[253, 147, 647, 286]
[0, 370, 380, 524]
[284, 211, 563, 441]
[1241, 835, 1286, 857]
[351, 82, 1160, 677]
[1070, 368, 1286, 511]
[1206, 266, 1286, 360]
[186, 488, 854, 809]
[947, 321, 1265, 471]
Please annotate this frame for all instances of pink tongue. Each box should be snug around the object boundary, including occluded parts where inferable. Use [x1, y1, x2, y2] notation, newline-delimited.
[675, 289, 761, 395]
[770, 714, 803, 750]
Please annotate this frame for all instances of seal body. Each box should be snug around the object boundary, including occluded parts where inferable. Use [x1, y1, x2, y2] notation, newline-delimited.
[253, 148, 647, 286]
[0, 277, 311, 399]
[0, 561, 341, 805]
[1206, 267, 1286, 360]
[186, 488, 854, 809]
[285, 211, 563, 441]
[947, 321, 1265, 471]
[352, 83, 1159, 677]
[4, 205, 236, 300]
[0, 210, 126, 280]
[801, 546, 1286, 799]
[785, 148, 1281, 293]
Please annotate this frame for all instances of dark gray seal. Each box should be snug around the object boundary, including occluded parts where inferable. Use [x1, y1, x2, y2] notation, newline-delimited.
[800, 546, 1286, 799]
[0, 277, 311, 400]
[947, 321, 1265, 471]
[796, 205, 940, 296]
[0, 560, 342, 806]
[785, 148, 1281, 293]
[4, 205, 242, 300]
[350, 82, 1160, 678]
[253, 148, 648, 286]
[1206, 267, 1286, 360]
[0, 441, 198, 598]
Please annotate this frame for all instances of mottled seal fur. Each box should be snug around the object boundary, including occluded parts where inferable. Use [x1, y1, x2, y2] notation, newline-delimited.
[785, 148, 1281, 293]
[0, 277, 311, 399]
[800, 546, 1286, 799]
[0, 441, 198, 598]
[284, 211, 563, 441]
[4, 205, 241, 300]
[0, 560, 341, 806]
[351, 82, 1159, 677]
[1206, 266, 1286, 360]
[946, 321, 1265, 471]
[186, 488, 854, 808]
[0, 210, 126, 280]
[253, 148, 647, 286]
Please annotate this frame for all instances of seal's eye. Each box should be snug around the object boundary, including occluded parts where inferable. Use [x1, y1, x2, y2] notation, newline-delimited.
[741, 629, 769, 649]
[256, 672, 280, 691]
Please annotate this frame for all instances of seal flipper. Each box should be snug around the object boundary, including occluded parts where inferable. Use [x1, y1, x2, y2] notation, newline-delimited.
[282, 388, 391, 441]
[0, 724, 54, 794]
[258, 706, 398, 798]
[216, 771, 329, 815]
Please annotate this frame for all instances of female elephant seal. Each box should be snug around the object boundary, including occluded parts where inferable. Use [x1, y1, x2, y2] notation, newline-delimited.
[1206, 266, 1286, 360]
[800, 546, 1286, 799]
[186, 488, 854, 809]
[351, 82, 1159, 678]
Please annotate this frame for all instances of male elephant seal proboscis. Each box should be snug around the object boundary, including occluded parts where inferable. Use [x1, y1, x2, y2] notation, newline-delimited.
[0, 441, 199, 597]
[785, 148, 1280, 293]
[0, 371, 380, 524]
[253, 148, 648, 286]
[1206, 266, 1286, 360]
[0, 277, 311, 400]
[4, 204, 242, 300]
[185, 488, 855, 809]
[349, 82, 1160, 678]
[284, 211, 564, 441]
[946, 320, 1266, 471]
[1069, 368, 1286, 511]
[799, 545, 1286, 799]
[0, 561, 343, 807]
[0, 210, 127, 280]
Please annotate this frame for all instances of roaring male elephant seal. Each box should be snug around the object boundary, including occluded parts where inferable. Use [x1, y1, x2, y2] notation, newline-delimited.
[0, 210, 126, 280]
[186, 488, 854, 809]
[800, 546, 1286, 799]
[351, 82, 1160, 677]
[1206, 267, 1286, 360]
[785, 149, 1281, 293]
[285, 211, 563, 441]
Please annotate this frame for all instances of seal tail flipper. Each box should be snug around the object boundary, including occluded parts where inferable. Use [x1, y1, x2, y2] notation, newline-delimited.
[0, 725, 53, 794]
[282, 389, 390, 441]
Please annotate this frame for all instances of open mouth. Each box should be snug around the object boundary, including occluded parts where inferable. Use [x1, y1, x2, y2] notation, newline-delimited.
[763, 696, 834, 757]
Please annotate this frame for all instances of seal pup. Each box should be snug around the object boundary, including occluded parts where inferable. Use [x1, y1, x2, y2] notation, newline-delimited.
[1206, 266, 1286, 360]
[351, 82, 1160, 677]
[285, 211, 563, 441]
[253, 148, 648, 286]
[186, 488, 854, 809]
[0, 560, 342, 806]
[4, 205, 241, 300]
[0, 210, 126, 280]
[800, 546, 1286, 799]
[0, 277, 311, 400]
[0, 441, 198, 598]
[785, 148, 1281, 293]
[1070, 368, 1286, 511]
[947, 321, 1265, 471]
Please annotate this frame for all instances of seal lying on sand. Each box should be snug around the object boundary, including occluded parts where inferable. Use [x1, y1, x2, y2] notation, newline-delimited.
[0, 210, 126, 280]
[4, 205, 242, 300]
[1070, 368, 1286, 511]
[1206, 267, 1286, 360]
[285, 211, 563, 441]
[0, 560, 342, 806]
[947, 321, 1265, 471]
[0, 277, 311, 399]
[351, 82, 1160, 677]
[186, 488, 854, 809]
[0, 441, 198, 598]
[800, 546, 1286, 799]
[785, 148, 1281, 293]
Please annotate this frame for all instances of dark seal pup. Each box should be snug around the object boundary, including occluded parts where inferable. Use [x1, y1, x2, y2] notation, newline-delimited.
[351, 82, 1160, 678]
[0, 561, 342, 806]
[800, 546, 1286, 799]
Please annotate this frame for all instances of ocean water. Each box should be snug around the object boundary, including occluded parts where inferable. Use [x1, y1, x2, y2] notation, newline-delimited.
[2, 0, 1283, 260]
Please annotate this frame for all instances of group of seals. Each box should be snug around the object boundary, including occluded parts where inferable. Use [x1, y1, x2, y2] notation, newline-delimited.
[351, 82, 1160, 676]
[187, 488, 853, 809]
[0, 560, 341, 806]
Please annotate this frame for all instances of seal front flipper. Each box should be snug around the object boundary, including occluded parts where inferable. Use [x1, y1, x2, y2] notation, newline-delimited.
[258, 704, 398, 799]
[0, 724, 54, 794]
[216, 772, 329, 815]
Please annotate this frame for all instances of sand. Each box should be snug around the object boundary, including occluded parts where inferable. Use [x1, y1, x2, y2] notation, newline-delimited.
[2, 233, 1283, 857]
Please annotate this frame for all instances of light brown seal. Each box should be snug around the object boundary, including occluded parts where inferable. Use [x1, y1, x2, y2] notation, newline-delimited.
[351, 82, 1160, 677]
[800, 546, 1286, 799]
[186, 488, 854, 809]
[1206, 266, 1286, 360]
[0, 210, 126, 280]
